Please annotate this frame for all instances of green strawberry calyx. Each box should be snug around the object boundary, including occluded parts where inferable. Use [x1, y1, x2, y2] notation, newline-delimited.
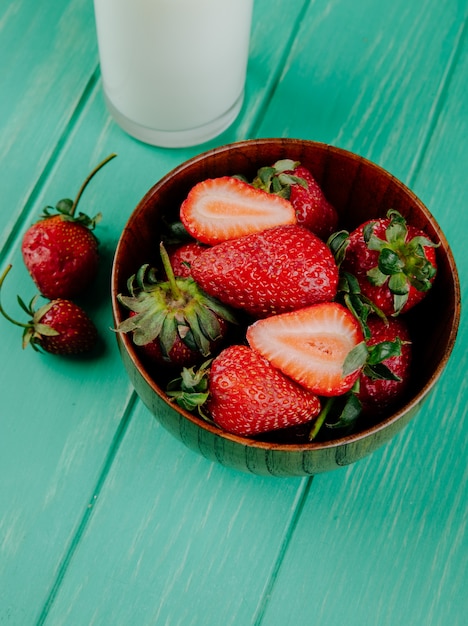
[364, 209, 438, 314]
[116, 243, 237, 361]
[329, 210, 438, 315]
[40, 153, 117, 230]
[166, 359, 213, 419]
[0, 264, 59, 351]
[335, 270, 387, 339]
[251, 159, 308, 199]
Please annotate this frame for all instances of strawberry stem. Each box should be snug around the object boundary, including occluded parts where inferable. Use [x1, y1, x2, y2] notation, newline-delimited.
[0, 265, 29, 329]
[309, 397, 334, 441]
[159, 242, 183, 300]
[70, 153, 117, 217]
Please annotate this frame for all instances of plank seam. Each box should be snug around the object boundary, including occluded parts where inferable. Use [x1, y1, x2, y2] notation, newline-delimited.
[34, 390, 139, 626]
[250, 0, 312, 138]
[407, 15, 468, 188]
[0, 66, 101, 266]
[252, 476, 314, 626]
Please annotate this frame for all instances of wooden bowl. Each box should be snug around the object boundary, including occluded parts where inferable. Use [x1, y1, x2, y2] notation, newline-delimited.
[111, 139, 461, 476]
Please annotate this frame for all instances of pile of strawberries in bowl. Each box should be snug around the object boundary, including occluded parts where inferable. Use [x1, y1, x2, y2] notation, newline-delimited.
[111, 139, 460, 476]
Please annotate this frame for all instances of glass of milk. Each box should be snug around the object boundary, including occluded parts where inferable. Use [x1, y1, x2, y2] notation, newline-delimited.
[93, 0, 254, 148]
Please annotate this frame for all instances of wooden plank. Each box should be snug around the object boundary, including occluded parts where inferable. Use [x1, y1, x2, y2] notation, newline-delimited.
[0, 0, 101, 256]
[0, 1, 313, 623]
[39, 403, 308, 626]
[257, 6, 468, 626]
[257, 0, 467, 184]
[257, 387, 467, 625]
[33, 2, 467, 625]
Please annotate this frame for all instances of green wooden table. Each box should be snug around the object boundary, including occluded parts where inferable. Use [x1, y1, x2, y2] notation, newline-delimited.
[1, 1, 466, 624]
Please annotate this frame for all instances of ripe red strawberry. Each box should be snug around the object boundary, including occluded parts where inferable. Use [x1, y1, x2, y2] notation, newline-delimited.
[21, 153, 116, 299]
[115, 244, 236, 368]
[29, 299, 98, 355]
[168, 345, 321, 437]
[22, 215, 99, 299]
[127, 309, 229, 367]
[179, 176, 297, 245]
[190, 224, 339, 317]
[247, 302, 366, 396]
[335, 209, 438, 316]
[0, 265, 97, 355]
[167, 242, 208, 278]
[252, 159, 339, 239]
[356, 315, 412, 414]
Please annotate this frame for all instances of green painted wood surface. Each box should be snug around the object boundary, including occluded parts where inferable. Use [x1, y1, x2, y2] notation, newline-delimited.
[0, 0, 466, 625]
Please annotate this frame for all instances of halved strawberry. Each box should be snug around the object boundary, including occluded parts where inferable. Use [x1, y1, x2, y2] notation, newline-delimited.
[179, 176, 296, 245]
[246, 302, 366, 396]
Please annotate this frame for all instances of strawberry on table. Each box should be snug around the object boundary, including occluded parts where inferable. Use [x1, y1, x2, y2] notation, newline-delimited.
[190, 224, 339, 317]
[246, 302, 367, 396]
[115, 243, 237, 368]
[252, 159, 339, 239]
[27, 299, 98, 355]
[0, 265, 98, 355]
[179, 176, 297, 245]
[168, 345, 321, 437]
[22, 214, 99, 299]
[21, 153, 116, 299]
[334, 209, 438, 316]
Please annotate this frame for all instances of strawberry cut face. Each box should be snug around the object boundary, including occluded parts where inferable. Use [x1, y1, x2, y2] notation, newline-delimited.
[247, 302, 366, 397]
[180, 176, 297, 244]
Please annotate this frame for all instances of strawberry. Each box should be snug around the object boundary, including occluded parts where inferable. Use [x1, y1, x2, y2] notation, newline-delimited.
[115, 244, 237, 368]
[252, 159, 339, 239]
[21, 153, 116, 299]
[0, 265, 97, 355]
[168, 345, 321, 437]
[167, 242, 208, 278]
[179, 176, 297, 245]
[333, 209, 438, 316]
[356, 315, 412, 414]
[126, 309, 229, 367]
[190, 224, 339, 317]
[246, 302, 367, 396]
[22, 215, 99, 299]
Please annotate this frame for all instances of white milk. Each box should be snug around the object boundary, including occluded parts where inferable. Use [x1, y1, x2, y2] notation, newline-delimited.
[93, 0, 253, 147]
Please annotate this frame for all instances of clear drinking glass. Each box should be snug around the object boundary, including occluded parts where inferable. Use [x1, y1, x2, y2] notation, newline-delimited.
[93, 0, 254, 148]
